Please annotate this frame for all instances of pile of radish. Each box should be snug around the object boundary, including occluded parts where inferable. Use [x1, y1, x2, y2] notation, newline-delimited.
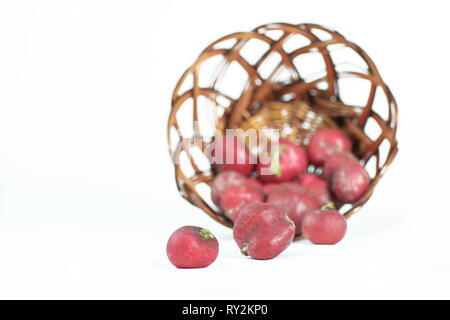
[166, 128, 370, 268]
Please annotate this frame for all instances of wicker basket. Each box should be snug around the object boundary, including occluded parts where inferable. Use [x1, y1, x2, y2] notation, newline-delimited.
[167, 23, 398, 238]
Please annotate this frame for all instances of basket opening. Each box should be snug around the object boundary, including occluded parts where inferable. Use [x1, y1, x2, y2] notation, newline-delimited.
[238, 38, 271, 65]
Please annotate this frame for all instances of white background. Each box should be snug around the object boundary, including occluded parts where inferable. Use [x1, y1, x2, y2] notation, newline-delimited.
[1, 0, 449, 299]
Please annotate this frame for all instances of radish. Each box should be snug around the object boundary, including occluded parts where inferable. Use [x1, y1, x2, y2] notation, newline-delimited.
[302, 206, 347, 245]
[306, 179, 332, 206]
[262, 183, 277, 195]
[267, 182, 306, 195]
[233, 203, 295, 260]
[267, 188, 321, 234]
[247, 177, 263, 191]
[166, 226, 219, 268]
[211, 171, 248, 207]
[322, 152, 360, 181]
[308, 128, 352, 166]
[331, 164, 370, 204]
[299, 173, 321, 187]
[211, 136, 255, 176]
[220, 185, 264, 221]
[257, 139, 308, 183]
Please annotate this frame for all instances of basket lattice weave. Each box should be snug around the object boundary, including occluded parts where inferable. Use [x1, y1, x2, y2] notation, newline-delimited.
[167, 23, 398, 235]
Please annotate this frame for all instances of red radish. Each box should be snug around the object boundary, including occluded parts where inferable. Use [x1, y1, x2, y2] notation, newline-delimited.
[220, 185, 264, 221]
[267, 189, 321, 234]
[233, 203, 295, 260]
[262, 183, 277, 195]
[306, 179, 332, 206]
[247, 178, 263, 190]
[166, 226, 219, 268]
[308, 128, 352, 166]
[257, 139, 308, 183]
[267, 182, 305, 195]
[211, 171, 248, 207]
[211, 136, 255, 176]
[302, 207, 347, 244]
[299, 173, 321, 187]
[322, 152, 360, 181]
[332, 164, 370, 204]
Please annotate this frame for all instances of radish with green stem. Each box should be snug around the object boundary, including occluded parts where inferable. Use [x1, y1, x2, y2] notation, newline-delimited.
[166, 226, 219, 268]
[257, 139, 308, 183]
